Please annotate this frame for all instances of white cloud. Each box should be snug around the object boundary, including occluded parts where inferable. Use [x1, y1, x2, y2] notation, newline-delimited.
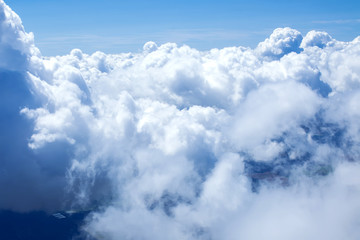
[256, 27, 303, 60]
[300, 30, 334, 49]
[1, 1, 360, 239]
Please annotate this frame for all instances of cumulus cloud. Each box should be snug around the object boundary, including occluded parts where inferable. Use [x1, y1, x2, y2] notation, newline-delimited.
[300, 30, 334, 49]
[1, 1, 360, 239]
[256, 27, 303, 59]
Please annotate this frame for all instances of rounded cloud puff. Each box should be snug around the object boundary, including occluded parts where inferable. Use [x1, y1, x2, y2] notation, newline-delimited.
[301, 30, 334, 49]
[256, 27, 303, 59]
[70, 48, 84, 60]
[1, 1, 360, 239]
[143, 41, 158, 53]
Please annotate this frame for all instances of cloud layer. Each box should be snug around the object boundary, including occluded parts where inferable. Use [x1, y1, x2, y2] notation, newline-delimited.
[1, 1, 360, 239]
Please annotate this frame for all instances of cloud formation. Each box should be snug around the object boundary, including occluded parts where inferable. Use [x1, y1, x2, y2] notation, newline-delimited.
[1, 1, 360, 239]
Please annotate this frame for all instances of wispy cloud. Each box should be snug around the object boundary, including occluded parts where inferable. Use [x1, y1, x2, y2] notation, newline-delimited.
[313, 19, 360, 24]
[35, 29, 256, 54]
[39, 29, 250, 45]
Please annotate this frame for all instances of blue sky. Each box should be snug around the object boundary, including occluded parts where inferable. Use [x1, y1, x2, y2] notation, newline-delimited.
[6, 0, 360, 56]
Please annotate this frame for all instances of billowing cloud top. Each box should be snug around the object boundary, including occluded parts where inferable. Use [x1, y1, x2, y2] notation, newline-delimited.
[1, 1, 360, 239]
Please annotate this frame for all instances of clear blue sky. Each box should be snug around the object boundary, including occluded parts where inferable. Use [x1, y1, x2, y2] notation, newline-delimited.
[6, 0, 360, 56]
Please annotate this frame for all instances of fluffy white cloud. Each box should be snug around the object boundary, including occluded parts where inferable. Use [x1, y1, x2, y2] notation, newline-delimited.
[256, 27, 303, 59]
[0, 0, 40, 71]
[1, 1, 360, 239]
[300, 30, 334, 49]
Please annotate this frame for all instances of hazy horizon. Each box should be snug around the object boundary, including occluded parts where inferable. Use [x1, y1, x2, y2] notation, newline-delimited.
[6, 0, 360, 55]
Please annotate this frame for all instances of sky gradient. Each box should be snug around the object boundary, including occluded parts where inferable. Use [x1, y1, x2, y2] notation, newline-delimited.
[6, 0, 360, 55]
